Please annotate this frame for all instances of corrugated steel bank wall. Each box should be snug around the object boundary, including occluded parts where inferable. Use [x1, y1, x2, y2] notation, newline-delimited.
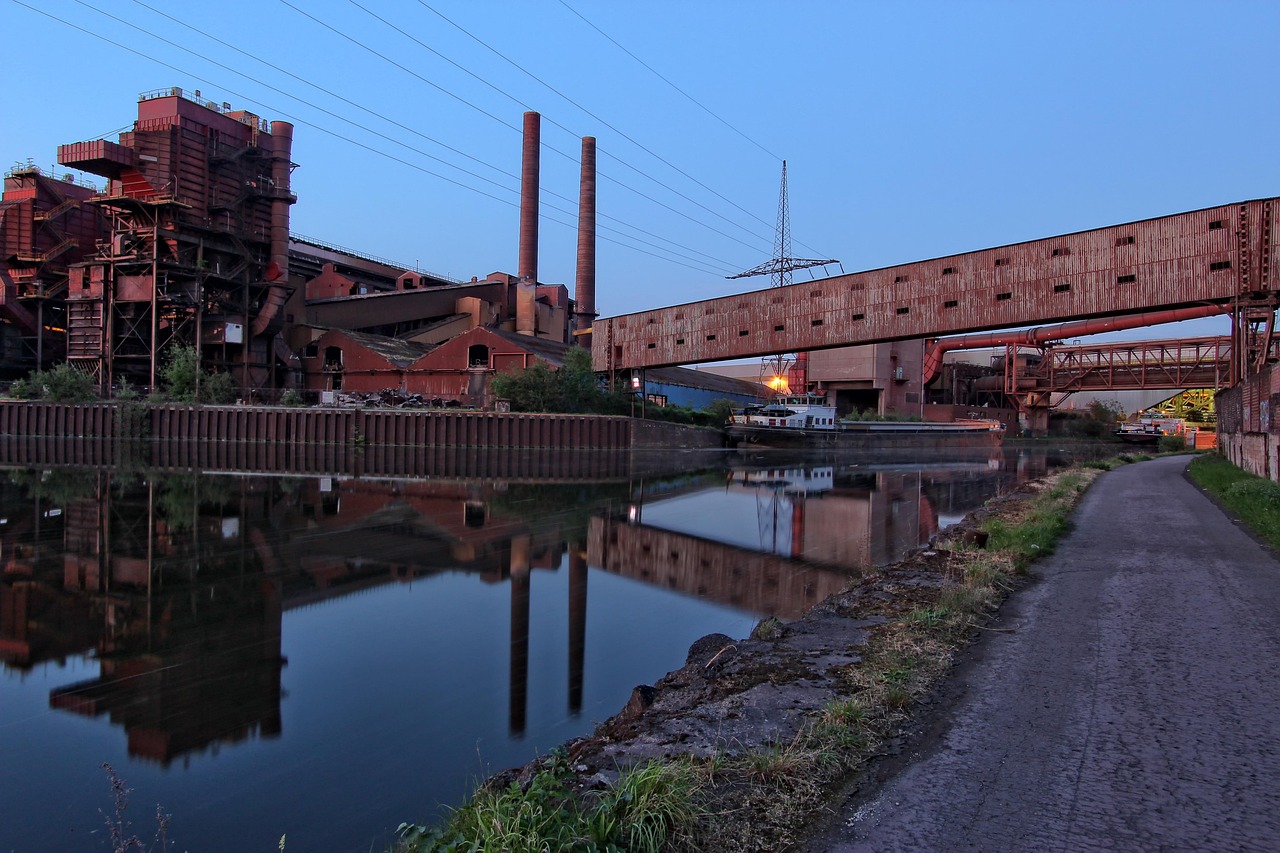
[0, 402, 721, 475]
[1216, 366, 1280, 482]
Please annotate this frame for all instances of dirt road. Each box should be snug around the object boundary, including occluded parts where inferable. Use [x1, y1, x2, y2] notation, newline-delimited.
[803, 455, 1280, 852]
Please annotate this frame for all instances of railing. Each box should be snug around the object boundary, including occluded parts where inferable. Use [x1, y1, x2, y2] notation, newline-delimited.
[138, 87, 270, 132]
[290, 233, 461, 283]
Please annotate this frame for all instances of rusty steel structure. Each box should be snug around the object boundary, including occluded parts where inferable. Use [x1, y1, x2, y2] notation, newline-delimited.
[1011, 335, 1245, 396]
[596, 198, 1280, 395]
[0, 166, 103, 371]
[55, 87, 296, 393]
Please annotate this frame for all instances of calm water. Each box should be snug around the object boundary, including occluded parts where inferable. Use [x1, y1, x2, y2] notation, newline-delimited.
[0, 444, 1106, 851]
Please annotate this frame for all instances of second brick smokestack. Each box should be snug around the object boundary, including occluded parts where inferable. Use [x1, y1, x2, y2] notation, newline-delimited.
[574, 136, 597, 348]
[516, 111, 540, 336]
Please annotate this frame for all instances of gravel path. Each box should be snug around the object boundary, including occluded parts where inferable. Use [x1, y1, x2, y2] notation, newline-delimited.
[803, 455, 1280, 853]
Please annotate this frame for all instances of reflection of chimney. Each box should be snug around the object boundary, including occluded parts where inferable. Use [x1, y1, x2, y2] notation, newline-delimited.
[568, 543, 587, 714]
[508, 535, 531, 736]
[573, 136, 597, 348]
[517, 112, 540, 336]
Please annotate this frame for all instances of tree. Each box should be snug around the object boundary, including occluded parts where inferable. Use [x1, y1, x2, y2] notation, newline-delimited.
[159, 344, 237, 404]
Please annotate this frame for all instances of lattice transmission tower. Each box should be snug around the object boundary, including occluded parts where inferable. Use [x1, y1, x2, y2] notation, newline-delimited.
[728, 161, 841, 393]
[728, 160, 841, 288]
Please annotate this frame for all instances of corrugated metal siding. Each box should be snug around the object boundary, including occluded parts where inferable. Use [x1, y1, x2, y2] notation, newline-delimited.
[596, 198, 1280, 371]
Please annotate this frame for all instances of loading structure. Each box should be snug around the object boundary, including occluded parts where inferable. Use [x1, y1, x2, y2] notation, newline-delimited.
[57, 88, 295, 394]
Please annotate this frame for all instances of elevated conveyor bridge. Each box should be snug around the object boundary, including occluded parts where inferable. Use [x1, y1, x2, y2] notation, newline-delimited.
[594, 198, 1279, 390]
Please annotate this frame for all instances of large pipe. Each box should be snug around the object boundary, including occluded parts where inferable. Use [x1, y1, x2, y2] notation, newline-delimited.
[573, 136, 597, 346]
[516, 111, 540, 336]
[251, 120, 294, 337]
[922, 304, 1229, 385]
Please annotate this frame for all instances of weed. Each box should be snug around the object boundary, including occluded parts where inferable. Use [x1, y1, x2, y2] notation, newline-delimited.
[883, 683, 914, 710]
[820, 697, 868, 729]
[750, 616, 784, 641]
[594, 760, 703, 853]
[99, 763, 171, 853]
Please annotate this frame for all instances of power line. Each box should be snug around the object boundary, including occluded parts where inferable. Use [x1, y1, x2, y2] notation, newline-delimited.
[414, 0, 777, 238]
[556, 0, 782, 163]
[556, 0, 838, 262]
[339, 0, 774, 252]
[276, 0, 766, 257]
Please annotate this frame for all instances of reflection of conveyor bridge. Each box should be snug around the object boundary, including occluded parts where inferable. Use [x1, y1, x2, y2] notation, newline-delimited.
[588, 515, 856, 620]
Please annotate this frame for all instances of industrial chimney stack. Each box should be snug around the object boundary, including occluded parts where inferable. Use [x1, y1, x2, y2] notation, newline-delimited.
[516, 111, 540, 335]
[574, 136, 597, 347]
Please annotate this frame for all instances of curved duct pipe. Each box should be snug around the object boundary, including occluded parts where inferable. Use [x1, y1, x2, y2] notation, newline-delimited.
[251, 120, 294, 337]
[922, 304, 1229, 385]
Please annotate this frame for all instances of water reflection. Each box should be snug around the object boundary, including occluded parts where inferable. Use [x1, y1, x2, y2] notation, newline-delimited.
[0, 445, 1103, 851]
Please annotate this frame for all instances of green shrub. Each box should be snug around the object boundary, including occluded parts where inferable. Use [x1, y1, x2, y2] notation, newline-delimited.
[10, 363, 97, 402]
[1157, 434, 1187, 453]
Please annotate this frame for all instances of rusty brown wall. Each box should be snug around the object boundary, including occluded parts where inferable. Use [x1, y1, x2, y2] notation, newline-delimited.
[1215, 365, 1280, 481]
[0, 402, 731, 475]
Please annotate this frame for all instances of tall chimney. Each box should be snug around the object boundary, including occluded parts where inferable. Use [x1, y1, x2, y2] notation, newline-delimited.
[574, 136, 597, 347]
[516, 111, 540, 336]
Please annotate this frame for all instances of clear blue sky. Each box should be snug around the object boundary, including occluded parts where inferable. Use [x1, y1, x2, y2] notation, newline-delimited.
[3, 0, 1277, 343]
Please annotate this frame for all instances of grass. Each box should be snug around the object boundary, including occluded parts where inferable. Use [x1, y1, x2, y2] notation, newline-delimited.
[1188, 453, 1280, 550]
[397, 753, 703, 853]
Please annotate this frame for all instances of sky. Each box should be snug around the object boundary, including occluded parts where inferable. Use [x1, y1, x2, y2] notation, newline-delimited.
[3, 0, 1278, 347]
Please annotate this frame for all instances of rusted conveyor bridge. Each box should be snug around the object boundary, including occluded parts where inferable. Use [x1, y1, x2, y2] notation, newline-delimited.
[594, 198, 1279, 391]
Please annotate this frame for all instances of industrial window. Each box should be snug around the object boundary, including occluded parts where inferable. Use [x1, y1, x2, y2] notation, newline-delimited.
[647, 394, 667, 407]
[894, 275, 907, 283]
[772, 296, 785, 304]
[647, 317, 656, 324]
[704, 306, 716, 315]
[849, 281, 865, 291]
[468, 344, 490, 366]
[674, 312, 685, 320]
[739, 329, 749, 336]
[852, 313, 865, 321]
[1116, 235, 1135, 246]
[995, 257, 1009, 267]
[1054, 283, 1071, 293]
[774, 324, 785, 332]
[706, 334, 716, 341]
[944, 299, 958, 309]
[647, 342, 656, 349]
[942, 266, 955, 275]
[1051, 247, 1070, 257]
[811, 318, 824, 327]
[1117, 274, 1137, 284]
[896, 306, 910, 315]
[996, 292, 1012, 301]
[304, 343, 318, 358]
[810, 289, 822, 298]
[1209, 220, 1225, 230]
[676, 338, 685, 345]
[1210, 260, 1232, 271]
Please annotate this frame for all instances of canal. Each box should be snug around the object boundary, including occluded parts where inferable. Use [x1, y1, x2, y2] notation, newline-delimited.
[0, 444, 1107, 851]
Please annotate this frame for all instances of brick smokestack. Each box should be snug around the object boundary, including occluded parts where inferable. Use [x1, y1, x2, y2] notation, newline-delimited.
[574, 136, 597, 347]
[516, 111, 540, 336]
